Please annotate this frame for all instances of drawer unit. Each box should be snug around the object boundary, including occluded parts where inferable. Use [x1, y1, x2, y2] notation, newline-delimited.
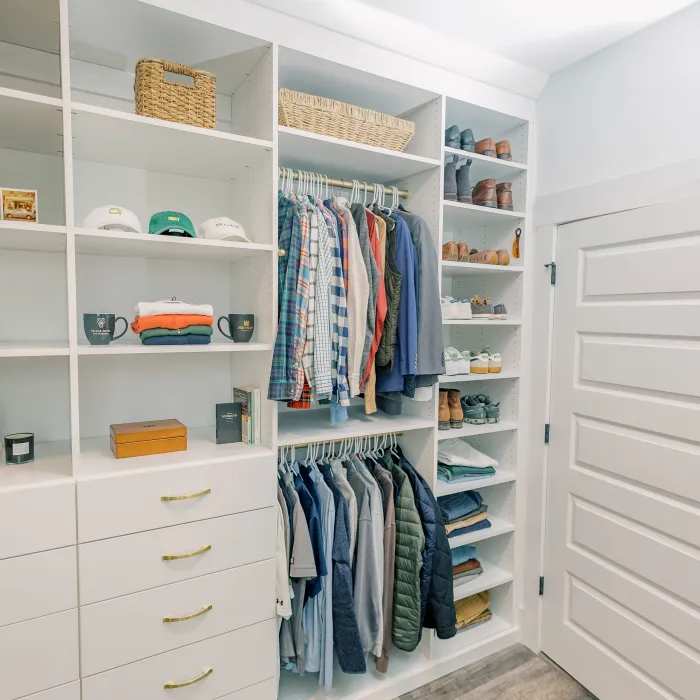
[22, 683, 81, 700]
[79, 508, 276, 604]
[81, 618, 277, 700]
[0, 609, 79, 700]
[217, 677, 278, 700]
[77, 457, 276, 541]
[80, 559, 276, 675]
[0, 547, 77, 627]
[0, 483, 76, 559]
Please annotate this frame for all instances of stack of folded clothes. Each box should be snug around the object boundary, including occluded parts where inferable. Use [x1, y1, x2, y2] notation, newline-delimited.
[130, 299, 214, 345]
[437, 438, 497, 483]
[455, 591, 492, 631]
[437, 490, 491, 538]
[452, 544, 483, 583]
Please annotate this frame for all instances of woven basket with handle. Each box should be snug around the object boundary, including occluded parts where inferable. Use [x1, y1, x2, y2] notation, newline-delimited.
[135, 58, 216, 129]
[278, 88, 414, 151]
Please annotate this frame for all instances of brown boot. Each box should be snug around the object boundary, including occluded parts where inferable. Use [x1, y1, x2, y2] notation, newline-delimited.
[447, 389, 463, 429]
[475, 137, 496, 158]
[496, 140, 512, 161]
[472, 178, 497, 208]
[442, 241, 458, 261]
[458, 242, 470, 261]
[496, 182, 513, 211]
[496, 248, 511, 266]
[439, 389, 450, 431]
[469, 248, 498, 265]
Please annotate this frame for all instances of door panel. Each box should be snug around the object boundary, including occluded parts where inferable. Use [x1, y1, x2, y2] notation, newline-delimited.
[542, 201, 700, 700]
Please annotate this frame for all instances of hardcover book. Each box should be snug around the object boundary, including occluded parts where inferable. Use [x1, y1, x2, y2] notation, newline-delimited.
[216, 402, 242, 444]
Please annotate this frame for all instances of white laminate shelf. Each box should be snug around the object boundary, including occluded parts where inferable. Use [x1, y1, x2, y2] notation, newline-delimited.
[443, 319, 522, 327]
[0, 222, 67, 253]
[453, 560, 514, 601]
[74, 228, 274, 263]
[441, 261, 524, 277]
[0, 341, 70, 357]
[439, 370, 520, 383]
[0, 87, 64, 156]
[435, 469, 517, 497]
[438, 421, 518, 440]
[278, 406, 434, 447]
[444, 146, 527, 181]
[432, 615, 516, 658]
[443, 200, 525, 231]
[76, 427, 274, 479]
[278, 126, 441, 183]
[0, 441, 72, 491]
[448, 516, 515, 548]
[77, 341, 272, 355]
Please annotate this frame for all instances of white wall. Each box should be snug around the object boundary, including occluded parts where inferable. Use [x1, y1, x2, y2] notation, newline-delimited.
[536, 1, 700, 198]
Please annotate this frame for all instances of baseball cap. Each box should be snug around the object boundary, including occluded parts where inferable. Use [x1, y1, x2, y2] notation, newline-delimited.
[199, 217, 251, 242]
[83, 205, 142, 233]
[149, 211, 196, 238]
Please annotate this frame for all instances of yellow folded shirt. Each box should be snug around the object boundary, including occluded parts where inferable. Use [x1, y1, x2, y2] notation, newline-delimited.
[445, 511, 489, 534]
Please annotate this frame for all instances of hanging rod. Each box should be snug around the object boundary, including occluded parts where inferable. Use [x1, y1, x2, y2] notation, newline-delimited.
[279, 431, 404, 450]
[278, 168, 409, 199]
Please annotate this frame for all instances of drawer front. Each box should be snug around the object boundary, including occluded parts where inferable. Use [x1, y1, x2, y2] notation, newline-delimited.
[0, 547, 77, 627]
[80, 559, 276, 676]
[77, 457, 275, 541]
[0, 609, 79, 700]
[0, 483, 76, 559]
[79, 508, 276, 604]
[217, 677, 278, 700]
[82, 619, 277, 700]
[23, 682, 80, 700]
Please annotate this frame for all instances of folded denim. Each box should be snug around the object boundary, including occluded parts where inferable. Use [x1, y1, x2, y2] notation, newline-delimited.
[140, 325, 213, 340]
[451, 544, 477, 566]
[438, 464, 496, 482]
[444, 505, 487, 526]
[437, 490, 483, 522]
[447, 519, 491, 538]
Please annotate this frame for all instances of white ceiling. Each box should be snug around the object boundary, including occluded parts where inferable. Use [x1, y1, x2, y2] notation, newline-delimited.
[357, 0, 698, 73]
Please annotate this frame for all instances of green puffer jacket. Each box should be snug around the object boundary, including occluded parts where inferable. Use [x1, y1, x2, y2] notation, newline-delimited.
[386, 455, 425, 652]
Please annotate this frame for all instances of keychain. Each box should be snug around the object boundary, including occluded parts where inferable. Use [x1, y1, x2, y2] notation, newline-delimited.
[512, 227, 522, 259]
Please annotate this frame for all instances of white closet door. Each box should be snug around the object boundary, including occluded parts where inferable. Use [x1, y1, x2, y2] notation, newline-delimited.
[542, 200, 700, 700]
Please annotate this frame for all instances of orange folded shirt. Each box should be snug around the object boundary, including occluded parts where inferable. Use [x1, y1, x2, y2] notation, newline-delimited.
[131, 314, 214, 334]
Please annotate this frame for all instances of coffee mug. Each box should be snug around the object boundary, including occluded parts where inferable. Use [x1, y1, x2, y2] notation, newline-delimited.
[83, 313, 128, 345]
[218, 314, 254, 343]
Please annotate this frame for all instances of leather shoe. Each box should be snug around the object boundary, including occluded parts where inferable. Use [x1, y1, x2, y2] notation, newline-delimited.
[496, 140, 512, 161]
[472, 178, 497, 208]
[475, 138, 497, 158]
[497, 182, 513, 211]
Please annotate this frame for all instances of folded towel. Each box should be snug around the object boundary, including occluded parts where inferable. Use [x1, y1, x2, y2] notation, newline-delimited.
[445, 511, 489, 533]
[140, 325, 213, 340]
[448, 519, 491, 539]
[135, 299, 214, 317]
[451, 544, 477, 566]
[438, 464, 496, 483]
[131, 314, 213, 333]
[445, 505, 487, 525]
[453, 559, 481, 575]
[437, 490, 483, 522]
[438, 439, 499, 468]
[142, 335, 211, 345]
[453, 566, 483, 582]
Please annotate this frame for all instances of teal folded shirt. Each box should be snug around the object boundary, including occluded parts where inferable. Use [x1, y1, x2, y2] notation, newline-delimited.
[140, 325, 213, 340]
[438, 463, 496, 482]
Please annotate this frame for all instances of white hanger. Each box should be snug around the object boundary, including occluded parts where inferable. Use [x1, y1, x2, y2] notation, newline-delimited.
[362, 182, 369, 207]
[392, 186, 399, 212]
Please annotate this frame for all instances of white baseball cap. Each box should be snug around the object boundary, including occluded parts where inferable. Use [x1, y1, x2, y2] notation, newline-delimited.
[83, 205, 142, 233]
[199, 217, 250, 242]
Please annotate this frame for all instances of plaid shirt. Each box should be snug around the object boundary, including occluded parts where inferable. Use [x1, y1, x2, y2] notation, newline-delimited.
[301, 203, 319, 392]
[312, 200, 334, 399]
[269, 193, 310, 401]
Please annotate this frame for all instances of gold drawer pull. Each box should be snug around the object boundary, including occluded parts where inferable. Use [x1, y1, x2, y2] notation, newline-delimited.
[163, 604, 213, 623]
[161, 488, 211, 502]
[164, 667, 213, 689]
[162, 544, 211, 561]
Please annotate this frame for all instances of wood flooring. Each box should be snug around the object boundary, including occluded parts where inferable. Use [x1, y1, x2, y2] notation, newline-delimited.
[399, 644, 596, 700]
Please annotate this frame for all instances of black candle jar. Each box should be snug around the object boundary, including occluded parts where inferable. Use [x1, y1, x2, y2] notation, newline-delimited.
[4, 433, 35, 465]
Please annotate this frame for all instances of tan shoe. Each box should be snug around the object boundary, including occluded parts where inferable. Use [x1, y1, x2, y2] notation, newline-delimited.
[496, 140, 512, 161]
[469, 248, 499, 265]
[475, 137, 497, 158]
[458, 242, 470, 262]
[447, 389, 463, 429]
[442, 241, 458, 261]
[472, 178, 497, 208]
[496, 248, 511, 266]
[496, 182, 513, 211]
[439, 389, 450, 430]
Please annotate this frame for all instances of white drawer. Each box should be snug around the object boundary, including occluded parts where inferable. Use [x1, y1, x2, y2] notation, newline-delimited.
[77, 456, 275, 541]
[0, 547, 77, 627]
[218, 677, 278, 700]
[79, 508, 276, 604]
[82, 619, 277, 700]
[0, 609, 79, 700]
[0, 482, 76, 559]
[80, 559, 276, 676]
[22, 682, 80, 700]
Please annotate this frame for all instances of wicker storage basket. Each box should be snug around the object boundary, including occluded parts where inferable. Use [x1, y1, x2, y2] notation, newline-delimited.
[278, 88, 414, 151]
[135, 58, 216, 129]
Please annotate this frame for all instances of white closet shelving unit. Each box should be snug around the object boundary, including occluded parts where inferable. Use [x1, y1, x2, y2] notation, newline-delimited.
[0, 1, 532, 699]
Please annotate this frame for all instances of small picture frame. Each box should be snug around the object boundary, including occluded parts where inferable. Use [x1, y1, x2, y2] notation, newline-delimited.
[1, 188, 38, 223]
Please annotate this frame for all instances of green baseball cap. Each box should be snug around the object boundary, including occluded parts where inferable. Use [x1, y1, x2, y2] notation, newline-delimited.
[148, 211, 196, 238]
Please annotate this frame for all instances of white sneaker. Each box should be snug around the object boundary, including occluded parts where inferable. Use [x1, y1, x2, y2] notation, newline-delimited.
[458, 351, 472, 374]
[488, 352, 502, 373]
[444, 348, 461, 375]
[470, 351, 490, 374]
[441, 296, 460, 319]
[457, 299, 473, 320]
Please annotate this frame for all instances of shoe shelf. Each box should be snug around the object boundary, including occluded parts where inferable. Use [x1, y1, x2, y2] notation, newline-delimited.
[438, 420, 518, 441]
[444, 146, 527, 181]
[443, 200, 526, 227]
[442, 319, 522, 327]
[448, 515, 515, 549]
[453, 560, 514, 601]
[0, 341, 70, 358]
[441, 260, 523, 277]
[435, 469, 517, 497]
[439, 370, 520, 383]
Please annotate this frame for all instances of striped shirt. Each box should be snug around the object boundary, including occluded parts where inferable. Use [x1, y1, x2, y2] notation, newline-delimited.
[312, 200, 334, 399]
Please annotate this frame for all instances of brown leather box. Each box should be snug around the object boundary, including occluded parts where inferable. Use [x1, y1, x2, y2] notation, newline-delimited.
[110, 419, 187, 459]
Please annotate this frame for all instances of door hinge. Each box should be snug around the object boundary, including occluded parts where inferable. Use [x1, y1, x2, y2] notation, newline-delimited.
[544, 423, 550, 444]
[544, 261, 556, 285]
[539, 576, 545, 596]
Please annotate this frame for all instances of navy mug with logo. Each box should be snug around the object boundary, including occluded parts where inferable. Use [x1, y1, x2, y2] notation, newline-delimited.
[83, 313, 128, 345]
[218, 314, 254, 343]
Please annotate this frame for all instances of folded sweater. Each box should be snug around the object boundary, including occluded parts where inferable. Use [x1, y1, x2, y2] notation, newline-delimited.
[445, 511, 489, 534]
[453, 559, 481, 575]
[142, 335, 211, 345]
[447, 519, 491, 539]
[131, 314, 213, 333]
[135, 299, 214, 317]
[140, 325, 213, 340]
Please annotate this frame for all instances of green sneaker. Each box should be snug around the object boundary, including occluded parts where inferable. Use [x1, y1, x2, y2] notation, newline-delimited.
[461, 396, 486, 424]
[471, 394, 500, 423]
